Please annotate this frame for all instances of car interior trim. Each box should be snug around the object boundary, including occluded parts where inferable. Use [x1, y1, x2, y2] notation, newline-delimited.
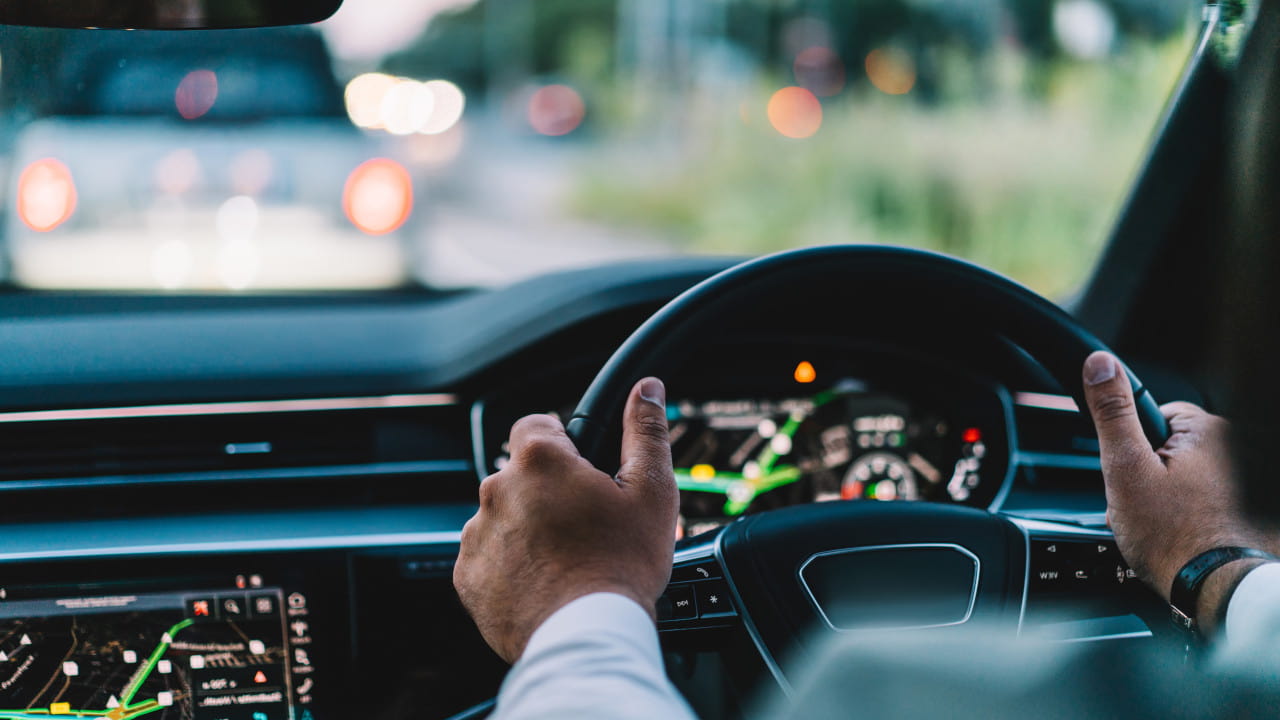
[0, 459, 474, 493]
[1013, 392, 1080, 412]
[0, 531, 464, 563]
[0, 392, 458, 423]
[987, 382, 1020, 513]
[0, 506, 473, 563]
[713, 527, 794, 696]
[1014, 452, 1104, 471]
[470, 398, 490, 481]
[1015, 519, 1031, 636]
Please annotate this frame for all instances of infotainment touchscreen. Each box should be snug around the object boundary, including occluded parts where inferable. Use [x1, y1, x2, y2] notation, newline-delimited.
[0, 580, 313, 720]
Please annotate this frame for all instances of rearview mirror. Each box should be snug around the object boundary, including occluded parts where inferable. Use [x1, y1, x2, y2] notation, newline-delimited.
[0, 0, 343, 30]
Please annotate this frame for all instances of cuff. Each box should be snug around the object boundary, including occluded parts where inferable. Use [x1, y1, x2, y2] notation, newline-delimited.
[1223, 561, 1280, 644]
[521, 592, 662, 667]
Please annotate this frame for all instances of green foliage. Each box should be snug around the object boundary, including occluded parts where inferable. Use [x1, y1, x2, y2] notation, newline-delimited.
[568, 36, 1192, 299]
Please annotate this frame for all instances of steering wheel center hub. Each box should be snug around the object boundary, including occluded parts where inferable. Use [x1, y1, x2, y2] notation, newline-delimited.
[717, 501, 1027, 676]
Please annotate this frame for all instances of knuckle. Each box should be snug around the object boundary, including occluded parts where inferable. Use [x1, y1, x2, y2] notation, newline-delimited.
[477, 474, 501, 508]
[459, 516, 479, 545]
[512, 413, 564, 440]
[517, 436, 570, 469]
[629, 413, 669, 443]
[1091, 392, 1136, 424]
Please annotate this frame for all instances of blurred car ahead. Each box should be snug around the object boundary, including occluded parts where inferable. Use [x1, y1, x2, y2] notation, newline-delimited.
[2, 27, 413, 291]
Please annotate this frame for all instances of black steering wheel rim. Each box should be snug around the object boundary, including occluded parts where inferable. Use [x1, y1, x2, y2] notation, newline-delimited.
[567, 245, 1168, 472]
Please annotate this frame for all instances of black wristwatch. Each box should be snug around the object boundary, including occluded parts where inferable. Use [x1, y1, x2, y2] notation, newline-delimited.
[1169, 546, 1277, 637]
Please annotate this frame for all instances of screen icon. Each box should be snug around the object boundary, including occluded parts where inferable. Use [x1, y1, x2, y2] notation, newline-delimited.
[189, 597, 216, 619]
[251, 595, 278, 617]
[222, 597, 245, 617]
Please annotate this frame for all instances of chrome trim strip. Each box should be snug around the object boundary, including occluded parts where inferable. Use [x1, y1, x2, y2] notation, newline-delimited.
[0, 460, 472, 493]
[673, 539, 719, 566]
[1015, 520, 1031, 636]
[986, 383, 1020, 513]
[714, 528, 793, 696]
[1015, 452, 1102, 471]
[1013, 392, 1079, 413]
[1008, 516, 1113, 539]
[0, 531, 464, 563]
[471, 398, 490, 481]
[796, 543, 981, 633]
[1060, 630, 1153, 644]
[0, 393, 458, 424]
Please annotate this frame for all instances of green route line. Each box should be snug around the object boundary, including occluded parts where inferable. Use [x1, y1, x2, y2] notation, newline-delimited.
[0, 617, 194, 720]
[673, 387, 842, 516]
[121, 617, 194, 707]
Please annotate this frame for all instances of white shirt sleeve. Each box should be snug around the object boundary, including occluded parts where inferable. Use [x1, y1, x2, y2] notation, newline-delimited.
[493, 592, 697, 720]
[1214, 562, 1280, 670]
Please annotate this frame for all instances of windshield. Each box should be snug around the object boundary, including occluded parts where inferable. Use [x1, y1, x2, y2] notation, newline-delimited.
[0, 0, 1198, 295]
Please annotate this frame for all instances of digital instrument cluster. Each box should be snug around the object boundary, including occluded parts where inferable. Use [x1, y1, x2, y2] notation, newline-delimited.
[668, 380, 1001, 537]
[478, 356, 1012, 540]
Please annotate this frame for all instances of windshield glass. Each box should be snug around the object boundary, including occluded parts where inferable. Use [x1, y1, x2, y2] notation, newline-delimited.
[0, 0, 1198, 296]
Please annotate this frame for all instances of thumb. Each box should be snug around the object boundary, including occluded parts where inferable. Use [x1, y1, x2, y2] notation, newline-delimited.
[1082, 352, 1162, 481]
[617, 377, 675, 494]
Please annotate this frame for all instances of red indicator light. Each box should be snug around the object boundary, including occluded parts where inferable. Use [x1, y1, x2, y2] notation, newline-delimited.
[962, 427, 982, 444]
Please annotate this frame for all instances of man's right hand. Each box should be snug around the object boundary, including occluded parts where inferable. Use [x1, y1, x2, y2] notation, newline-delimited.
[453, 377, 679, 663]
[1081, 352, 1273, 632]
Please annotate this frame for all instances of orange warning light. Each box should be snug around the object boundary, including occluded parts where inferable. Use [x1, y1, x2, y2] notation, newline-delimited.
[794, 361, 817, 384]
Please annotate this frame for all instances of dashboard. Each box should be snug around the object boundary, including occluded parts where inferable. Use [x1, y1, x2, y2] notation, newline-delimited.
[0, 257, 1190, 720]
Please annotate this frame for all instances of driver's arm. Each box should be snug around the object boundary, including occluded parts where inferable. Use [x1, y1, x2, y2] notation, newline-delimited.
[1080, 352, 1280, 656]
[453, 378, 697, 719]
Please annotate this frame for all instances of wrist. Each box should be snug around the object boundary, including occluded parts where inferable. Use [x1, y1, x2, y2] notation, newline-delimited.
[507, 580, 657, 661]
[1194, 558, 1269, 638]
[1157, 533, 1260, 602]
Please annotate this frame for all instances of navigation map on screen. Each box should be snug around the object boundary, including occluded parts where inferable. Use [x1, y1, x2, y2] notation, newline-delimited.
[0, 587, 301, 720]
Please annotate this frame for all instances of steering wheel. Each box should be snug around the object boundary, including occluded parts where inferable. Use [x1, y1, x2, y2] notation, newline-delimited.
[565, 245, 1171, 691]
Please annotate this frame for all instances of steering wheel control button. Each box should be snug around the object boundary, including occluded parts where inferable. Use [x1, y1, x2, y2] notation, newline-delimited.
[694, 580, 734, 617]
[671, 561, 721, 583]
[664, 585, 697, 621]
[799, 545, 979, 631]
[1030, 537, 1131, 593]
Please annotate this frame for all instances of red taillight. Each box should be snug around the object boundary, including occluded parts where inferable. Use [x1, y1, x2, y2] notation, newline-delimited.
[17, 158, 77, 232]
[343, 158, 413, 235]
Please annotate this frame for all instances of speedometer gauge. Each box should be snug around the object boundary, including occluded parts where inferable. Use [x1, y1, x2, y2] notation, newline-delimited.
[841, 452, 918, 501]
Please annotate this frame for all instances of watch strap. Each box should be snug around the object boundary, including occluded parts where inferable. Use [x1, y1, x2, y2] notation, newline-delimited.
[1169, 546, 1277, 634]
